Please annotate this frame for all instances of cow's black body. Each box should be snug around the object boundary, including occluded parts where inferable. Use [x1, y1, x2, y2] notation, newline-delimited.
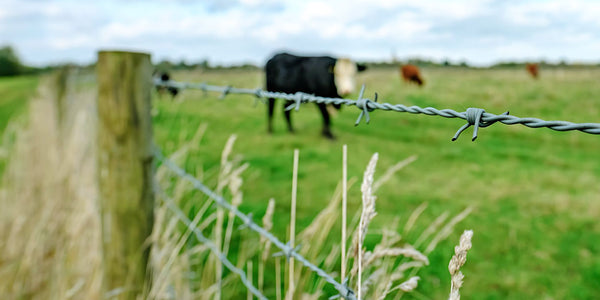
[265, 53, 343, 139]
[156, 72, 179, 98]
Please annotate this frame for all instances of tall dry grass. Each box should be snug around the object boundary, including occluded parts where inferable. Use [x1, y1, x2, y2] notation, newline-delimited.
[448, 230, 473, 300]
[0, 72, 102, 299]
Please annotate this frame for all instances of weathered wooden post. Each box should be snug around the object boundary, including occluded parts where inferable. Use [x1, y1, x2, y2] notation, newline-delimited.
[96, 50, 154, 299]
[51, 67, 69, 128]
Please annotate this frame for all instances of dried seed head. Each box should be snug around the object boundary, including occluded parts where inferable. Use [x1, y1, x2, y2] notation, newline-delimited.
[448, 230, 473, 300]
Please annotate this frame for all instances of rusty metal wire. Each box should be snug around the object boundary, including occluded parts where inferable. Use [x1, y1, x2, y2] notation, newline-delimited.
[154, 78, 600, 141]
[154, 149, 357, 300]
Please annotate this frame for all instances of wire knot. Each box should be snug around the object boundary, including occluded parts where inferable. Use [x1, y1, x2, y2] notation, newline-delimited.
[285, 92, 307, 111]
[329, 278, 355, 300]
[273, 241, 300, 260]
[253, 88, 266, 106]
[355, 85, 377, 126]
[453, 108, 509, 141]
[238, 213, 253, 230]
[200, 82, 208, 96]
[219, 86, 232, 100]
[465, 107, 484, 126]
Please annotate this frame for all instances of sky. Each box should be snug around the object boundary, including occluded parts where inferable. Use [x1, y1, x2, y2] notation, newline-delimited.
[1, 0, 600, 67]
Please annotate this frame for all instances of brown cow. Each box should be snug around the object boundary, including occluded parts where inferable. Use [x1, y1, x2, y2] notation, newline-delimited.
[526, 63, 539, 79]
[400, 64, 424, 86]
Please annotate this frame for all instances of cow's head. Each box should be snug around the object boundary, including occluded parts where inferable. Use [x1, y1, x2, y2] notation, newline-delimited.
[333, 58, 367, 97]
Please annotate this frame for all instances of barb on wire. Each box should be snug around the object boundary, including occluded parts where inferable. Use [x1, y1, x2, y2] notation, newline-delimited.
[154, 148, 357, 300]
[354, 85, 378, 126]
[154, 78, 600, 140]
[452, 108, 511, 141]
[238, 213, 253, 230]
[156, 190, 267, 300]
[219, 86, 232, 100]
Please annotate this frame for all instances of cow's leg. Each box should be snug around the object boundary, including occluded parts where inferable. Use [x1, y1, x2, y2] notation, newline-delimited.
[268, 98, 275, 133]
[284, 100, 295, 133]
[317, 103, 335, 139]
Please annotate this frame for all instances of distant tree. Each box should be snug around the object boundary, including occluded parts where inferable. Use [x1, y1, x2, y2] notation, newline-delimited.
[0, 46, 23, 77]
[154, 60, 174, 73]
[199, 59, 210, 69]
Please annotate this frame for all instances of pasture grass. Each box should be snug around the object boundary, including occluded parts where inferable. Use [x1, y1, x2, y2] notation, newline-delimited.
[0, 75, 37, 134]
[1, 67, 599, 299]
[0, 75, 38, 174]
[152, 67, 600, 299]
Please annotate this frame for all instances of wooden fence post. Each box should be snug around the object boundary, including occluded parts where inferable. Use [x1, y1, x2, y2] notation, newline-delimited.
[96, 50, 154, 299]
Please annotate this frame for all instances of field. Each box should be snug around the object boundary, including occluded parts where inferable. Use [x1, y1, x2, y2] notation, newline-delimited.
[2, 67, 600, 299]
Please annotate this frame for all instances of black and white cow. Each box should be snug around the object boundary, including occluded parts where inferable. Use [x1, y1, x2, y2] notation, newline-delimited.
[155, 72, 179, 99]
[265, 52, 367, 139]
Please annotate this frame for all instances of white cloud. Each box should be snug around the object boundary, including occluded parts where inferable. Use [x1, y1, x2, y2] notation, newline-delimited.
[2, 0, 600, 66]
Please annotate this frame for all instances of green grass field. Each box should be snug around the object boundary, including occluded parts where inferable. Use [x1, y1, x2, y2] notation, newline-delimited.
[0, 75, 38, 174]
[152, 67, 600, 299]
[2, 67, 599, 299]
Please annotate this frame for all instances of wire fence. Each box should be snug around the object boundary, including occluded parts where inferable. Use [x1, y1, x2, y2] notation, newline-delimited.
[154, 149, 357, 300]
[156, 188, 268, 300]
[152, 75, 599, 299]
[155, 78, 600, 141]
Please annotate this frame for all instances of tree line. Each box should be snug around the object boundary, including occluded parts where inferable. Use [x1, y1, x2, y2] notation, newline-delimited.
[2, 44, 600, 77]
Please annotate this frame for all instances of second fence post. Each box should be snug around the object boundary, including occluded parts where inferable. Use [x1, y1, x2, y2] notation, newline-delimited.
[96, 50, 154, 299]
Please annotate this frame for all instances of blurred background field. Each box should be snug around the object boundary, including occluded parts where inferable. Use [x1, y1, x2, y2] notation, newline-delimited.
[154, 67, 600, 299]
[2, 66, 598, 299]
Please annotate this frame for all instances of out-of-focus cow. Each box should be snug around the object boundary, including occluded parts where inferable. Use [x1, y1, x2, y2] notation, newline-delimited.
[265, 52, 367, 139]
[400, 64, 424, 86]
[155, 72, 179, 98]
[526, 63, 539, 79]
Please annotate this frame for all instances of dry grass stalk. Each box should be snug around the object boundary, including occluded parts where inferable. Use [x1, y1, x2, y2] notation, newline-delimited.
[364, 245, 429, 267]
[448, 230, 473, 300]
[247, 260, 253, 300]
[373, 155, 418, 192]
[148, 194, 205, 299]
[394, 276, 420, 292]
[286, 149, 299, 300]
[294, 178, 356, 298]
[403, 202, 428, 235]
[396, 261, 426, 274]
[214, 134, 238, 299]
[360, 268, 385, 298]
[222, 162, 249, 256]
[275, 256, 282, 300]
[355, 152, 379, 299]
[214, 199, 224, 297]
[297, 178, 356, 260]
[425, 207, 473, 254]
[342, 144, 348, 282]
[414, 211, 450, 248]
[217, 135, 237, 193]
[259, 198, 276, 292]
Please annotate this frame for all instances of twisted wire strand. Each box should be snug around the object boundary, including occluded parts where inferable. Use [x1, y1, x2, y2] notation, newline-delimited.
[154, 149, 357, 300]
[155, 79, 600, 138]
[156, 188, 267, 300]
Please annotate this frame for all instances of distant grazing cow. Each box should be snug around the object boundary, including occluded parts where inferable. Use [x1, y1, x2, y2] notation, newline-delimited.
[400, 64, 424, 86]
[265, 52, 367, 139]
[155, 72, 179, 98]
[526, 63, 539, 79]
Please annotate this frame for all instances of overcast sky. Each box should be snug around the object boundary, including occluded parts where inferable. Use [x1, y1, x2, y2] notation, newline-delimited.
[1, 0, 600, 67]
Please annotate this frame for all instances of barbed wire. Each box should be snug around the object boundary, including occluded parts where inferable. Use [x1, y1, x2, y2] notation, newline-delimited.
[155, 78, 600, 141]
[154, 149, 357, 300]
[155, 187, 267, 300]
